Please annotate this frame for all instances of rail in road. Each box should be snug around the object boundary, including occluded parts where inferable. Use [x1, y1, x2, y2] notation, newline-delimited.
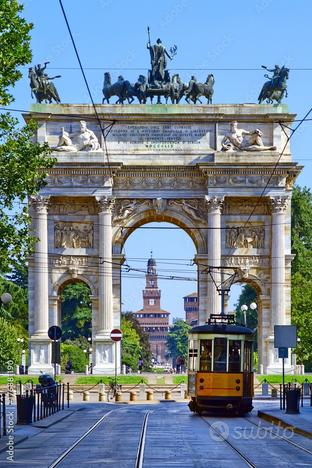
[0, 404, 311, 466]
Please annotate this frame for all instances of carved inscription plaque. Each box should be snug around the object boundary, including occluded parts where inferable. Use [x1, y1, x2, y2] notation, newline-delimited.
[106, 123, 215, 153]
[54, 222, 93, 248]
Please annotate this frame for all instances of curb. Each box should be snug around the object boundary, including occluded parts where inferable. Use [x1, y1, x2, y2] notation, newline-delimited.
[0, 435, 28, 454]
[258, 410, 312, 440]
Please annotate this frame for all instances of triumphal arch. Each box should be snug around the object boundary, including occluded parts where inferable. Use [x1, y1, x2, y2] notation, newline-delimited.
[25, 101, 301, 375]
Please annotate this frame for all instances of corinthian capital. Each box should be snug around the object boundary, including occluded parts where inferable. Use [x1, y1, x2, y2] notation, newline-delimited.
[96, 196, 115, 213]
[270, 196, 289, 213]
[205, 195, 224, 214]
[29, 195, 50, 214]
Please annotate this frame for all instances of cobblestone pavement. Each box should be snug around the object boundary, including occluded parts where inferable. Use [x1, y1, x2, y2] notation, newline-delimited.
[0, 402, 311, 467]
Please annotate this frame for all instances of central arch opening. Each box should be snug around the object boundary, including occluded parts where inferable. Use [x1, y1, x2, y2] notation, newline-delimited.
[120, 221, 197, 370]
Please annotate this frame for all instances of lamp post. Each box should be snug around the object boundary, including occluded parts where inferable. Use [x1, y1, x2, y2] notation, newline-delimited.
[17, 338, 25, 374]
[84, 337, 93, 374]
[240, 302, 257, 327]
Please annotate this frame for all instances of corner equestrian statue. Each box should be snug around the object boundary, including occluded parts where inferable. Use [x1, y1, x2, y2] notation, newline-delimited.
[29, 62, 61, 103]
[258, 64, 289, 104]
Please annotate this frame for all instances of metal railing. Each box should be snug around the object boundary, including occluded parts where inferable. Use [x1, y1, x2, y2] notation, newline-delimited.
[0, 394, 6, 437]
[17, 382, 66, 423]
[279, 382, 312, 410]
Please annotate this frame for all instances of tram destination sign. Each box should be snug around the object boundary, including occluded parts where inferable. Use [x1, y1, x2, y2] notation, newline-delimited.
[110, 328, 122, 342]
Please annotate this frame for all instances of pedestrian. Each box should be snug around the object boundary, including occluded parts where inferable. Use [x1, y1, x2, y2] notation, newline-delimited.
[138, 358, 143, 374]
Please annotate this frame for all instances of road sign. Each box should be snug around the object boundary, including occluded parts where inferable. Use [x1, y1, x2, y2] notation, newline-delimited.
[48, 325, 62, 341]
[52, 341, 61, 364]
[274, 325, 297, 348]
[278, 347, 289, 359]
[110, 328, 122, 342]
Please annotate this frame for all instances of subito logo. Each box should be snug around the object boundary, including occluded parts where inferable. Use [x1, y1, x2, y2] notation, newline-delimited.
[209, 421, 229, 441]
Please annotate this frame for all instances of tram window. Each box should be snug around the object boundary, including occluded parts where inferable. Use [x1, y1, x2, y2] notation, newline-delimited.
[213, 338, 227, 372]
[243, 341, 253, 372]
[199, 340, 212, 371]
[188, 340, 198, 371]
[228, 340, 241, 372]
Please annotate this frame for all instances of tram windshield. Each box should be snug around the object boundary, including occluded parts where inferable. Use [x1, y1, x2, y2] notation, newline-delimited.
[228, 340, 241, 372]
[199, 340, 212, 371]
[213, 338, 227, 372]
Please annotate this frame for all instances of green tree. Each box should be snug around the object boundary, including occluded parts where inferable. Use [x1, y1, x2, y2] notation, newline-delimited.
[0, 0, 54, 274]
[123, 312, 152, 370]
[167, 319, 191, 363]
[61, 343, 87, 373]
[0, 276, 28, 333]
[60, 282, 92, 340]
[291, 186, 312, 365]
[121, 316, 142, 370]
[234, 284, 258, 329]
[0, 317, 20, 371]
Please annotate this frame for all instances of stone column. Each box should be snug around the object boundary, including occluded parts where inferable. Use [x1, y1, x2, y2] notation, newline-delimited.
[30, 196, 50, 335]
[93, 197, 116, 374]
[28, 196, 53, 374]
[194, 254, 208, 325]
[49, 296, 60, 327]
[96, 196, 115, 335]
[205, 196, 224, 317]
[270, 196, 288, 327]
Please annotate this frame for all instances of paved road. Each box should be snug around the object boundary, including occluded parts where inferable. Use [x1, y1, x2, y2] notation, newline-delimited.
[0, 403, 311, 467]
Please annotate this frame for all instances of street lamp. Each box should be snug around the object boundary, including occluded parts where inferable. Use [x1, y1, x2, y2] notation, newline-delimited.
[17, 338, 26, 374]
[240, 302, 257, 327]
[1, 293, 12, 305]
[84, 337, 93, 374]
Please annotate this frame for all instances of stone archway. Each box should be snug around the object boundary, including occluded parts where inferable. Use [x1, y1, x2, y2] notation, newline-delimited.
[26, 103, 301, 374]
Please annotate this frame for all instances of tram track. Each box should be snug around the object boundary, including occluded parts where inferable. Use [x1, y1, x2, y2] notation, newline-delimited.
[200, 416, 256, 467]
[49, 408, 152, 468]
[49, 410, 114, 467]
[201, 413, 312, 466]
[135, 411, 151, 468]
[245, 415, 312, 457]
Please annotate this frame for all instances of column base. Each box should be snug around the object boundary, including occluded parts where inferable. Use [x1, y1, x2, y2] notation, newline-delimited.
[28, 336, 54, 375]
[264, 335, 294, 374]
[92, 337, 120, 375]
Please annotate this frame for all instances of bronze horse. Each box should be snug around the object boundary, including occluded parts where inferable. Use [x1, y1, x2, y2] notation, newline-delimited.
[258, 67, 289, 104]
[185, 74, 215, 104]
[28, 68, 61, 104]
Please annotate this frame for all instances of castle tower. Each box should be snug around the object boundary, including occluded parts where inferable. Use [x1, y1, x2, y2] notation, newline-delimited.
[134, 254, 170, 363]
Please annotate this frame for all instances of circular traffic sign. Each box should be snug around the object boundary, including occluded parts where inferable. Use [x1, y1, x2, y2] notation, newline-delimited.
[48, 325, 62, 341]
[110, 328, 122, 342]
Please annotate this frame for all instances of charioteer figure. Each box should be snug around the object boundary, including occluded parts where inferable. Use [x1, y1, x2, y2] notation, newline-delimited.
[258, 64, 289, 104]
[29, 61, 61, 104]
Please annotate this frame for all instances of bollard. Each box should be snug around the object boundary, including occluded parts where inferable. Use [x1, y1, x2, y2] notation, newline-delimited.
[180, 383, 186, 399]
[68, 389, 74, 401]
[271, 388, 278, 398]
[184, 390, 188, 399]
[83, 391, 90, 402]
[115, 392, 122, 402]
[262, 381, 269, 396]
[129, 391, 137, 402]
[165, 390, 172, 400]
[98, 392, 105, 402]
[139, 383, 146, 400]
[146, 390, 153, 401]
[303, 382, 310, 396]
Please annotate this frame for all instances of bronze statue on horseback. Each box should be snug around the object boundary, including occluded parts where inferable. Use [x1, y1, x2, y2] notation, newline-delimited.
[258, 65, 289, 104]
[29, 62, 61, 104]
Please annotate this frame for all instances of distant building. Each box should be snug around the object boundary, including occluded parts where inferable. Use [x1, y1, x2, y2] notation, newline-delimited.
[133, 255, 170, 363]
[184, 292, 199, 326]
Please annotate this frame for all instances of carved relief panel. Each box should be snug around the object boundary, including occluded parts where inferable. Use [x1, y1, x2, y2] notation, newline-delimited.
[54, 222, 94, 248]
[225, 225, 265, 249]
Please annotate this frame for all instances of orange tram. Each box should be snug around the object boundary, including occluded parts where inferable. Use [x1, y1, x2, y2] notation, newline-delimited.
[188, 314, 254, 415]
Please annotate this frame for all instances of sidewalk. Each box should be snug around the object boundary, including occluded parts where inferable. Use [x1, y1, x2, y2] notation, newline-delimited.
[0, 407, 79, 455]
[258, 404, 312, 439]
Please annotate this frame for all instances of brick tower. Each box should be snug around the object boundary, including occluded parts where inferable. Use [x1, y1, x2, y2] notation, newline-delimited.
[134, 254, 170, 363]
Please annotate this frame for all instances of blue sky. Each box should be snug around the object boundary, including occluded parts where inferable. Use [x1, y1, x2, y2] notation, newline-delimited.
[9, 0, 312, 319]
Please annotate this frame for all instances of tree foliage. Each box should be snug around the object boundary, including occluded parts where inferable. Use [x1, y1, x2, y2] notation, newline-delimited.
[166, 319, 191, 362]
[0, 0, 54, 274]
[0, 317, 20, 371]
[291, 186, 312, 364]
[0, 276, 28, 335]
[60, 282, 92, 340]
[122, 312, 152, 370]
[61, 343, 87, 373]
[121, 316, 142, 370]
